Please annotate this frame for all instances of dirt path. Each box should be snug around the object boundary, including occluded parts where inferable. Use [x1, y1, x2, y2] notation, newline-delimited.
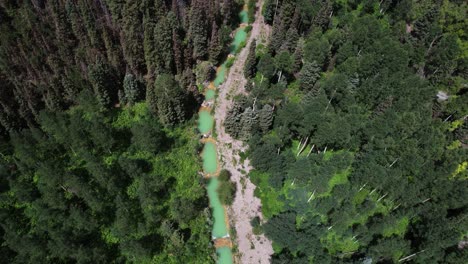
[214, 1, 272, 263]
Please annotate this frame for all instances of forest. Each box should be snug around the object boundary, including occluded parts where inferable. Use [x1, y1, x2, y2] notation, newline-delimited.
[0, 0, 244, 263]
[223, 0, 467, 263]
[0, 0, 467, 263]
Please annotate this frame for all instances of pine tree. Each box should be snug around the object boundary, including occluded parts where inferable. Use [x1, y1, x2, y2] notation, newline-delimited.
[121, 0, 145, 73]
[153, 74, 187, 126]
[224, 103, 244, 138]
[280, 27, 299, 53]
[262, 0, 276, 24]
[143, 11, 156, 75]
[88, 62, 113, 108]
[123, 74, 143, 106]
[299, 61, 321, 91]
[257, 53, 276, 80]
[189, 2, 208, 60]
[269, 14, 284, 53]
[146, 80, 158, 114]
[275, 51, 292, 82]
[209, 22, 222, 64]
[172, 27, 184, 74]
[239, 107, 258, 140]
[244, 39, 257, 78]
[291, 40, 304, 75]
[259, 104, 274, 133]
[118, 90, 127, 106]
[222, 0, 237, 26]
[154, 16, 174, 74]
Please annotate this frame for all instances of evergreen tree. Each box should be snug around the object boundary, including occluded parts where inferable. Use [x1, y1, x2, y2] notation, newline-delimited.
[118, 89, 127, 106]
[189, 2, 208, 59]
[259, 104, 274, 133]
[209, 22, 222, 64]
[154, 16, 174, 74]
[262, 0, 276, 24]
[299, 61, 321, 91]
[275, 51, 292, 82]
[247, 0, 256, 24]
[239, 107, 258, 140]
[224, 103, 244, 138]
[172, 27, 184, 74]
[153, 74, 187, 126]
[257, 53, 276, 80]
[280, 27, 299, 53]
[123, 74, 144, 106]
[244, 39, 257, 78]
[222, 0, 237, 25]
[88, 61, 118, 109]
[291, 40, 304, 74]
[121, 0, 145, 73]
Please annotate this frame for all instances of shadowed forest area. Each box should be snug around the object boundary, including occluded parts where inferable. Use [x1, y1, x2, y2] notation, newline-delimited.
[223, 0, 467, 263]
[0, 0, 246, 263]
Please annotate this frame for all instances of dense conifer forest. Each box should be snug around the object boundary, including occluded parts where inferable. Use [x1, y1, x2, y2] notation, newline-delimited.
[225, 0, 467, 263]
[0, 0, 466, 263]
[0, 0, 242, 262]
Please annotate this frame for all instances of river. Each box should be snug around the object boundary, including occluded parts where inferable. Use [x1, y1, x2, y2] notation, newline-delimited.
[197, 8, 249, 264]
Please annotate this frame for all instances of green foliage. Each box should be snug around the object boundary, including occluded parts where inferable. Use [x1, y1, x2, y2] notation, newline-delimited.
[225, 57, 236, 68]
[249, 1, 468, 263]
[257, 53, 276, 79]
[236, 40, 247, 54]
[189, 4, 208, 59]
[244, 39, 257, 78]
[0, 100, 212, 263]
[299, 61, 321, 91]
[88, 61, 120, 108]
[247, 0, 256, 24]
[153, 74, 187, 126]
[195, 61, 216, 85]
[122, 74, 144, 106]
[217, 170, 237, 205]
[0, 0, 239, 129]
[258, 104, 274, 133]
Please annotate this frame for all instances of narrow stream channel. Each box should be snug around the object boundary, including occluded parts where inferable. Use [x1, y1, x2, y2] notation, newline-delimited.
[197, 7, 249, 264]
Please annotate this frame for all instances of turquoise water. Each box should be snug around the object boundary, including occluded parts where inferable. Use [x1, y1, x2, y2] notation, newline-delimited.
[216, 247, 233, 264]
[230, 29, 247, 54]
[198, 110, 214, 134]
[207, 177, 229, 238]
[239, 10, 248, 24]
[202, 142, 218, 174]
[197, 5, 252, 264]
[205, 89, 216, 100]
[214, 63, 227, 87]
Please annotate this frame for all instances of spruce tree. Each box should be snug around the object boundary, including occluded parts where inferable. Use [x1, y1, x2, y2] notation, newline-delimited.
[299, 61, 321, 91]
[209, 22, 222, 64]
[154, 16, 174, 74]
[244, 39, 257, 78]
[189, 2, 208, 59]
[224, 103, 244, 138]
[88, 62, 116, 109]
[153, 74, 187, 126]
[291, 40, 304, 75]
[259, 104, 274, 133]
[222, 0, 237, 25]
[239, 107, 258, 140]
[257, 53, 276, 80]
[123, 74, 143, 106]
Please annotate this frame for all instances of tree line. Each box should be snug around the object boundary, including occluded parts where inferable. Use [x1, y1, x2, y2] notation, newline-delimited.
[0, 0, 243, 132]
[0, 0, 248, 262]
[223, 0, 467, 263]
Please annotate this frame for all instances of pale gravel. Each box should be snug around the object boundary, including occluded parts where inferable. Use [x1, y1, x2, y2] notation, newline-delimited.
[214, 1, 273, 263]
